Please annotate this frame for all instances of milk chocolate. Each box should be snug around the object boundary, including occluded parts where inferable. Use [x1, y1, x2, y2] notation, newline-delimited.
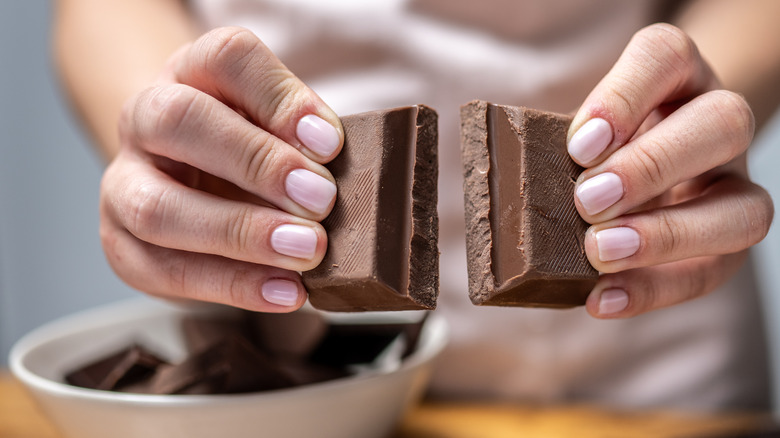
[460, 101, 598, 307]
[303, 105, 439, 311]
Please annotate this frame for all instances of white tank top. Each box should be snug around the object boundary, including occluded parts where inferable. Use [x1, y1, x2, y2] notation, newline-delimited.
[189, 0, 770, 410]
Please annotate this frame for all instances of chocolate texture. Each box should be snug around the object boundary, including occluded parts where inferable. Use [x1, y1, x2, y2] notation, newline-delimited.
[64, 310, 427, 395]
[460, 101, 598, 307]
[303, 105, 439, 311]
[65, 345, 167, 391]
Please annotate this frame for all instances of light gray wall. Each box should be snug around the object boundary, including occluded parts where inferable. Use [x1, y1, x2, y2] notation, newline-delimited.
[0, 1, 135, 363]
[750, 110, 780, 409]
[3, 0, 780, 409]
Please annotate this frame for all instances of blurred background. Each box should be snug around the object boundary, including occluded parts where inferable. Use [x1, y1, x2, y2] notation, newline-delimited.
[3, 0, 780, 410]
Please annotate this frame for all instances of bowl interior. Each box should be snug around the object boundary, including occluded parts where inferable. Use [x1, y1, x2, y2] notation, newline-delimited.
[10, 297, 446, 402]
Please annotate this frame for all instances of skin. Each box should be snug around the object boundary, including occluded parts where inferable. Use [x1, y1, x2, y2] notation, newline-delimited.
[53, 0, 780, 316]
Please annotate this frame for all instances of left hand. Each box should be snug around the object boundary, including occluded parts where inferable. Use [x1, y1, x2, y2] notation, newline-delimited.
[566, 23, 774, 318]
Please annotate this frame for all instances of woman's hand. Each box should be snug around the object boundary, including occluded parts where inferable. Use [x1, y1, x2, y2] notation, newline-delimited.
[568, 23, 774, 319]
[100, 27, 344, 312]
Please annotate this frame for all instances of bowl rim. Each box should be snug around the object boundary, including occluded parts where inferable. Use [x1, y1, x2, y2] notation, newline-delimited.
[9, 297, 448, 406]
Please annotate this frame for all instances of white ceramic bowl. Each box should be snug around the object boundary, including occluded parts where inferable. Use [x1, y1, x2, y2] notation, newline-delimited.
[10, 298, 448, 438]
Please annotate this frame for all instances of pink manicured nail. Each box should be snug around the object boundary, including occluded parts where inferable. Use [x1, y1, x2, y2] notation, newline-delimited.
[568, 118, 613, 164]
[595, 227, 640, 261]
[576, 172, 623, 215]
[286, 169, 337, 215]
[262, 279, 300, 307]
[599, 288, 629, 315]
[271, 224, 317, 259]
[296, 115, 340, 157]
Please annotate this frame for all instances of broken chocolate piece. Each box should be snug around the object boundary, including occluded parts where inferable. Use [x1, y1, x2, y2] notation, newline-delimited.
[65, 344, 167, 391]
[148, 334, 296, 395]
[460, 101, 598, 307]
[65, 310, 426, 395]
[303, 105, 440, 311]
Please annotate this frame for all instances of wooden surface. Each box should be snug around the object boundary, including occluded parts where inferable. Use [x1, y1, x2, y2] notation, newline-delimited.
[1, 370, 774, 438]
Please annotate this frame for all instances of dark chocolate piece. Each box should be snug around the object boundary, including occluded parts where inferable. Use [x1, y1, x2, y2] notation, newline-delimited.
[66, 310, 426, 395]
[148, 334, 296, 394]
[460, 101, 598, 307]
[65, 344, 166, 391]
[303, 105, 439, 311]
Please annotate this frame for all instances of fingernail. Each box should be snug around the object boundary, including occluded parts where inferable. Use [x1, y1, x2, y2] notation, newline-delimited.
[595, 227, 640, 261]
[286, 169, 337, 215]
[271, 224, 318, 259]
[599, 288, 629, 315]
[296, 115, 340, 157]
[576, 172, 623, 215]
[262, 279, 300, 307]
[568, 118, 613, 163]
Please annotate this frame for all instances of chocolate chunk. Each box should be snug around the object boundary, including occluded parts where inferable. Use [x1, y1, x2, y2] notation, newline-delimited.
[460, 101, 598, 307]
[65, 344, 167, 391]
[303, 105, 440, 311]
[148, 334, 296, 395]
[65, 310, 425, 395]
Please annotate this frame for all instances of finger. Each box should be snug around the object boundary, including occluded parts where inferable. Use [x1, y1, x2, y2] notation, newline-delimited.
[102, 153, 328, 272]
[123, 84, 337, 220]
[584, 251, 747, 319]
[573, 89, 754, 221]
[567, 23, 719, 166]
[173, 27, 343, 162]
[582, 174, 773, 273]
[100, 227, 307, 313]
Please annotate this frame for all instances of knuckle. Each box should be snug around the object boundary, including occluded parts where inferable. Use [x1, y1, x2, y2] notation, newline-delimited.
[605, 79, 641, 118]
[630, 138, 672, 188]
[259, 74, 302, 121]
[225, 268, 259, 309]
[243, 134, 282, 187]
[126, 180, 170, 236]
[135, 85, 200, 147]
[706, 90, 755, 155]
[654, 209, 685, 256]
[118, 95, 140, 146]
[164, 256, 190, 298]
[635, 23, 698, 71]
[200, 26, 261, 80]
[737, 186, 775, 248]
[631, 23, 698, 94]
[225, 207, 259, 255]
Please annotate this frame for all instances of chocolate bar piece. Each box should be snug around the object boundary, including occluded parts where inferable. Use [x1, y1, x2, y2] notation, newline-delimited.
[303, 105, 439, 311]
[148, 334, 296, 395]
[460, 101, 598, 307]
[65, 344, 167, 391]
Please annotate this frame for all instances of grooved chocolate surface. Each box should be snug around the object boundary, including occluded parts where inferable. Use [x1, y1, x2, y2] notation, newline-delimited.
[460, 101, 598, 307]
[303, 105, 439, 311]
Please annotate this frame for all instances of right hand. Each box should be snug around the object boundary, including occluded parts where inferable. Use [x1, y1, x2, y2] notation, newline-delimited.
[100, 27, 344, 312]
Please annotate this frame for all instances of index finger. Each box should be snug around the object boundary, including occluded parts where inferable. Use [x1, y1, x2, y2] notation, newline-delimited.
[567, 23, 719, 166]
[173, 27, 343, 163]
